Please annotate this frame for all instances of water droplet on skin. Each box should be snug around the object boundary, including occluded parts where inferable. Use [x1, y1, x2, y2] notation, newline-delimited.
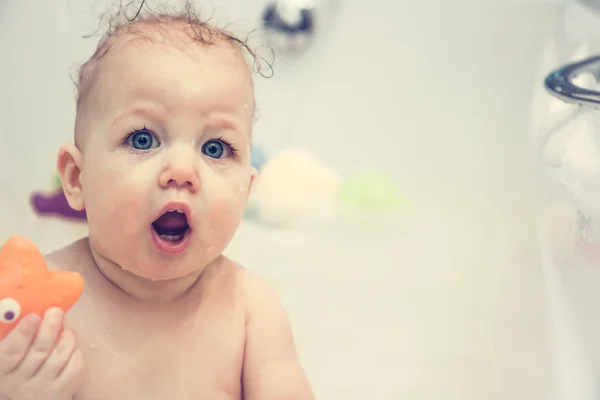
[88, 342, 99, 350]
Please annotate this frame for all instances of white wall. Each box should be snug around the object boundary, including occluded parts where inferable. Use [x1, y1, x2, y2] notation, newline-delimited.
[0, 0, 569, 398]
[0, 0, 565, 232]
[0, 0, 563, 245]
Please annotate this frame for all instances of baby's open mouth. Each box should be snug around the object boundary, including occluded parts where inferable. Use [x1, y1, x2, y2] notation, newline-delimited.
[152, 210, 190, 243]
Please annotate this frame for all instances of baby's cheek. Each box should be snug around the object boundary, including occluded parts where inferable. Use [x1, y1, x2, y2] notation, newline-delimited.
[214, 196, 245, 219]
[84, 166, 148, 221]
[200, 198, 245, 249]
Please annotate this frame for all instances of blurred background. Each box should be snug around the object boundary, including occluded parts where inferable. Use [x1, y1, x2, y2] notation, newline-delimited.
[0, 0, 596, 398]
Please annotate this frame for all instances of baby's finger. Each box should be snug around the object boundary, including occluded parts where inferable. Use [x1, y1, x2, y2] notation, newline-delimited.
[28, 329, 77, 387]
[51, 346, 83, 394]
[0, 315, 41, 375]
[9, 308, 63, 379]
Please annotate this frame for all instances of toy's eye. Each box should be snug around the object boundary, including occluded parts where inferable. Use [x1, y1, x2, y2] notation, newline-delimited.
[0, 298, 21, 324]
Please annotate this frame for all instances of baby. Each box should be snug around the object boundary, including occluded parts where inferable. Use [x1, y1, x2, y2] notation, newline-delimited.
[0, 4, 314, 400]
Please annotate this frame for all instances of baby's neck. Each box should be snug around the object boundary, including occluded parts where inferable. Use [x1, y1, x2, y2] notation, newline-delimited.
[87, 242, 207, 304]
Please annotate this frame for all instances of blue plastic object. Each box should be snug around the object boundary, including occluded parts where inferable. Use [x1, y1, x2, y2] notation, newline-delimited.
[251, 146, 269, 171]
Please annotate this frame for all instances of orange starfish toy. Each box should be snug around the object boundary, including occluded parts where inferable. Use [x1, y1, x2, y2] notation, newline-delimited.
[0, 236, 84, 339]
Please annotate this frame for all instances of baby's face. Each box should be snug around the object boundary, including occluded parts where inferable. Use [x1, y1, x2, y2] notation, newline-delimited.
[69, 41, 255, 280]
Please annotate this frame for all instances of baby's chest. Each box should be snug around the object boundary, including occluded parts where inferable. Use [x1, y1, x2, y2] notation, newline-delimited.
[78, 345, 243, 400]
[69, 304, 246, 400]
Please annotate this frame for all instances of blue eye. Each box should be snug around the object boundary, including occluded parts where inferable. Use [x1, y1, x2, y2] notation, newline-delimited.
[127, 130, 158, 150]
[202, 140, 227, 159]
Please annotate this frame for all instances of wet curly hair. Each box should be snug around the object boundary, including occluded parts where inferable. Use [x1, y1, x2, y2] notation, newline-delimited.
[74, 0, 273, 117]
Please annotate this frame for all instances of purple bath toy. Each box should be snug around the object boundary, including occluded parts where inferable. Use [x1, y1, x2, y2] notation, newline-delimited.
[31, 190, 87, 222]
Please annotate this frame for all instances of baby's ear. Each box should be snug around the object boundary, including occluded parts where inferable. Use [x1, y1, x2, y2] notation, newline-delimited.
[57, 144, 85, 211]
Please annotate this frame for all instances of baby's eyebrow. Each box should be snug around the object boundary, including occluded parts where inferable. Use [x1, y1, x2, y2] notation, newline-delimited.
[109, 106, 250, 139]
[204, 115, 251, 145]
[205, 113, 246, 131]
[109, 105, 166, 129]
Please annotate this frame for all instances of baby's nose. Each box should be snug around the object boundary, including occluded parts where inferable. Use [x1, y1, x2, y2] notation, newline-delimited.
[159, 150, 200, 191]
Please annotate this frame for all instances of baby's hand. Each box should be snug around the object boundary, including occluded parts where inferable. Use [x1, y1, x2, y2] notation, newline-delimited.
[0, 308, 83, 400]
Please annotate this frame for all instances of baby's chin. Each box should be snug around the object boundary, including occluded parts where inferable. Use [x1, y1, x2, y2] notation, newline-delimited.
[88, 224, 227, 286]
[120, 257, 202, 282]
[121, 246, 221, 283]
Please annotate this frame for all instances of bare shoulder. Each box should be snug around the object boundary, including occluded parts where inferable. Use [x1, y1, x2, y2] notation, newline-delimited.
[227, 261, 289, 323]
[44, 237, 91, 273]
[234, 264, 277, 302]
[231, 261, 314, 400]
[210, 258, 276, 316]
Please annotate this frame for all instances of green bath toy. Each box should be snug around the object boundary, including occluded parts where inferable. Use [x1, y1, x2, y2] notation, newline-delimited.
[339, 172, 404, 211]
